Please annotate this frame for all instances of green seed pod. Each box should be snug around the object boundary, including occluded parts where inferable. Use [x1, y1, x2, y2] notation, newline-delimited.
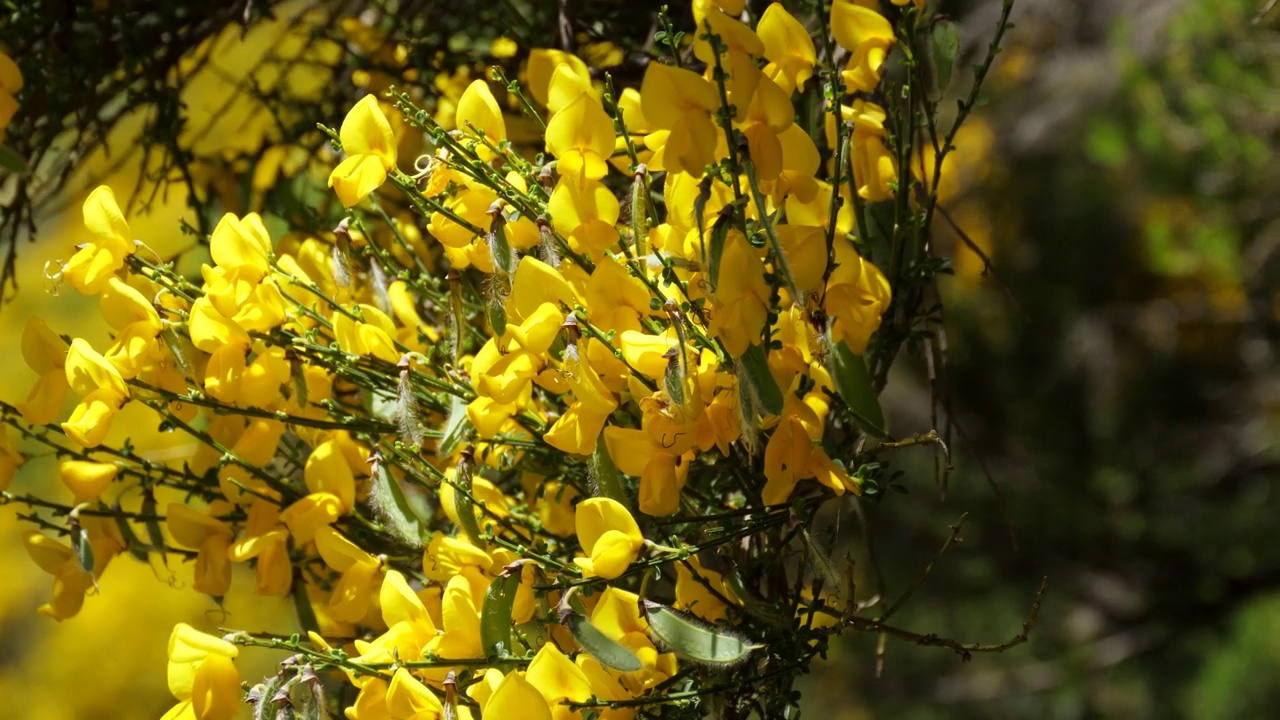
[368, 457, 428, 548]
[480, 571, 519, 658]
[643, 600, 761, 667]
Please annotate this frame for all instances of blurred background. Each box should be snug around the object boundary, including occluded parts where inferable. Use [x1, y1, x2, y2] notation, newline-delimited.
[0, 0, 1275, 717]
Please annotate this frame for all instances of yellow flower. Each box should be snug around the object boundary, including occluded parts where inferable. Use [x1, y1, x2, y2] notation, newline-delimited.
[426, 574, 485, 661]
[481, 671, 553, 720]
[384, 667, 445, 719]
[526, 643, 594, 719]
[315, 526, 383, 624]
[848, 100, 898, 201]
[574, 497, 645, 579]
[17, 317, 69, 425]
[548, 175, 621, 260]
[737, 74, 794, 182]
[831, 0, 896, 92]
[168, 503, 236, 597]
[61, 338, 130, 447]
[490, 36, 519, 59]
[692, 0, 765, 120]
[63, 186, 133, 294]
[163, 623, 241, 720]
[455, 79, 507, 160]
[349, 576, 439, 691]
[546, 91, 615, 181]
[228, 499, 293, 595]
[22, 530, 94, 620]
[824, 240, 891, 353]
[640, 62, 719, 177]
[58, 460, 118, 503]
[544, 338, 618, 456]
[525, 49, 591, 111]
[706, 235, 770, 358]
[329, 95, 398, 207]
[759, 3, 816, 93]
[675, 554, 739, 622]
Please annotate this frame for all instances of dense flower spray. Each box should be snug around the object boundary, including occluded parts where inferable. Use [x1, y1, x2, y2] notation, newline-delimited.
[0, 1, 1032, 717]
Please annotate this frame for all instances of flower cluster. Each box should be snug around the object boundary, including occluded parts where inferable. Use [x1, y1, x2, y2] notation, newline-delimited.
[0, 0, 1004, 716]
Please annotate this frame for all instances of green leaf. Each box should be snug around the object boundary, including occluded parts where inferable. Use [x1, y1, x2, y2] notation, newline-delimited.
[486, 294, 507, 337]
[591, 433, 628, 506]
[643, 601, 760, 667]
[563, 610, 643, 672]
[742, 156, 799, 300]
[830, 341, 887, 438]
[71, 522, 95, 576]
[706, 208, 733, 293]
[141, 489, 168, 568]
[111, 504, 150, 563]
[370, 463, 429, 547]
[693, 175, 712, 268]
[438, 396, 471, 459]
[0, 144, 29, 175]
[928, 20, 960, 98]
[480, 571, 520, 658]
[738, 343, 783, 416]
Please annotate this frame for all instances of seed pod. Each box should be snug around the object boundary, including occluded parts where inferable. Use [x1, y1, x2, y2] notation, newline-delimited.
[447, 269, 466, 365]
[368, 455, 428, 548]
[480, 571, 520, 658]
[453, 445, 485, 547]
[643, 600, 760, 667]
[630, 165, 650, 256]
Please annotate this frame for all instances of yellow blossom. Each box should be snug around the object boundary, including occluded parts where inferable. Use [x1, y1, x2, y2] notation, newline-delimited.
[63, 186, 133, 295]
[574, 497, 645, 579]
[163, 623, 241, 720]
[329, 94, 398, 206]
[759, 3, 816, 93]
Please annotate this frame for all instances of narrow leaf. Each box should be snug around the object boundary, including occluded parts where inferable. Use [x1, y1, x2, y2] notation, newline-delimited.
[738, 343, 783, 416]
[0, 144, 29, 174]
[563, 611, 643, 672]
[706, 207, 733, 292]
[929, 20, 960, 97]
[438, 395, 471, 460]
[591, 433, 627, 506]
[829, 341, 888, 438]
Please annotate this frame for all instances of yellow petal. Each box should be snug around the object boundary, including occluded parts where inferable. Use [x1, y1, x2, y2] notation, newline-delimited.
[59, 460, 119, 503]
[81, 185, 132, 255]
[456, 80, 506, 155]
[64, 338, 128, 397]
[385, 667, 444, 717]
[339, 94, 397, 165]
[209, 213, 271, 276]
[486, 671, 552, 720]
[61, 388, 126, 448]
[328, 153, 390, 207]
[525, 642, 593, 706]
[191, 653, 241, 720]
